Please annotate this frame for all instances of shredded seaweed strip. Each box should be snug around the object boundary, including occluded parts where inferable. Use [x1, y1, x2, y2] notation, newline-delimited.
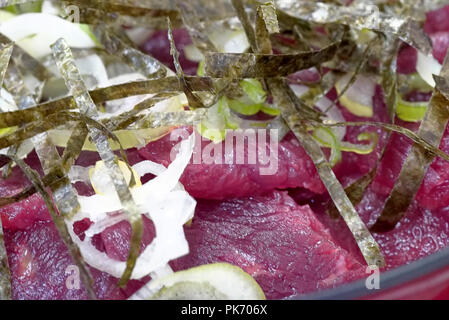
[56, 0, 171, 14]
[274, 0, 432, 55]
[2, 61, 41, 178]
[2, 59, 97, 298]
[51, 38, 143, 286]
[65, 0, 236, 20]
[3, 62, 37, 109]
[322, 120, 449, 162]
[31, 131, 80, 218]
[0, 57, 13, 293]
[231, 0, 384, 267]
[0, 33, 51, 81]
[176, 1, 216, 53]
[0, 112, 77, 149]
[255, 2, 280, 54]
[103, 93, 178, 130]
[327, 34, 400, 216]
[381, 35, 400, 122]
[327, 169, 376, 219]
[93, 24, 167, 79]
[372, 53, 449, 232]
[78, 6, 182, 29]
[0, 44, 12, 94]
[0, 218, 10, 300]
[6, 155, 96, 299]
[31, 134, 97, 300]
[272, 80, 384, 267]
[231, 0, 258, 51]
[0, 76, 212, 129]
[130, 109, 207, 129]
[204, 42, 339, 78]
[66, 0, 180, 21]
[168, 17, 205, 109]
[58, 0, 176, 11]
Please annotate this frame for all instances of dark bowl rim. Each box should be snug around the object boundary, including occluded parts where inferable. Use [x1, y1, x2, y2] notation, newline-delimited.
[291, 246, 449, 300]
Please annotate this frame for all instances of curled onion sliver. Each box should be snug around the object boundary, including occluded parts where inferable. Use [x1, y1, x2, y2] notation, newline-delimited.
[67, 134, 196, 279]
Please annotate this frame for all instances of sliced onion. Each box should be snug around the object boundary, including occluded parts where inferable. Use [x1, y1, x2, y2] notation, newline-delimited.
[336, 73, 376, 118]
[185, 27, 249, 62]
[129, 264, 174, 300]
[314, 96, 346, 140]
[0, 13, 97, 59]
[89, 160, 141, 195]
[126, 27, 153, 46]
[184, 44, 204, 62]
[68, 165, 92, 184]
[68, 134, 196, 279]
[416, 51, 442, 88]
[0, 10, 15, 23]
[75, 55, 109, 88]
[209, 29, 249, 53]
[41, 0, 60, 15]
[396, 95, 428, 122]
[43, 54, 108, 98]
[0, 88, 16, 112]
[102, 73, 186, 118]
[312, 126, 342, 166]
[133, 134, 195, 198]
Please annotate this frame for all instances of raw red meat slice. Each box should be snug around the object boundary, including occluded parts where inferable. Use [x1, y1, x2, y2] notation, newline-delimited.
[288, 67, 321, 84]
[2, 220, 146, 300]
[138, 127, 327, 198]
[2, 179, 365, 299]
[430, 32, 449, 64]
[170, 191, 366, 299]
[138, 105, 388, 201]
[424, 5, 449, 35]
[396, 5, 449, 75]
[315, 189, 449, 270]
[310, 122, 449, 270]
[416, 124, 449, 210]
[397, 44, 418, 75]
[369, 120, 418, 196]
[0, 154, 149, 299]
[100, 216, 156, 262]
[0, 156, 51, 231]
[353, 106, 449, 212]
[396, 35, 449, 75]
[0, 147, 145, 231]
[1, 193, 51, 232]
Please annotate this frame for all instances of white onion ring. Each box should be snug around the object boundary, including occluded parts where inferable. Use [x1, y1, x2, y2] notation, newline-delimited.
[67, 134, 196, 279]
